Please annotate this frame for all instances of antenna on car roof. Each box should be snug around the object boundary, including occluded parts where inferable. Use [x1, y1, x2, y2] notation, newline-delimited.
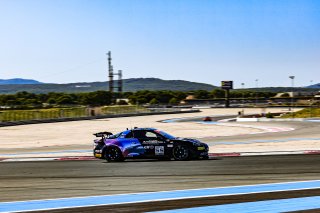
[129, 121, 134, 138]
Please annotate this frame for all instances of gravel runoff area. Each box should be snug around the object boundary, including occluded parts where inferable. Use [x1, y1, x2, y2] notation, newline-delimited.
[0, 107, 318, 159]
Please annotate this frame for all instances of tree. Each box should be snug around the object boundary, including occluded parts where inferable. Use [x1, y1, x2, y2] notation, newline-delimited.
[117, 100, 128, 105]
[173, 91, 187, 101]
[169, 97, 179, 105]
[155, 91, 174, 103]
[149, 98, 159, 105]
[194, 90, 210, 99]
[280, 93, 290, 98]
[81, 91, 112, 106]
[47, 98, 57, 104]
[56, 95, 74, 105]
[210, 89, 225, 98]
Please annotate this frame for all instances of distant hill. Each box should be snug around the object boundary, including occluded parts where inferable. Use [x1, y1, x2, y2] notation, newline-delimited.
[0, 78, 42, 85]
[0, 78, 217, 94]
[306, 83, 320, 89]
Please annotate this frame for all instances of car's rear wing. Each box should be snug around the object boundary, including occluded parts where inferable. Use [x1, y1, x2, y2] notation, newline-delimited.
[93, 131, 113, 139]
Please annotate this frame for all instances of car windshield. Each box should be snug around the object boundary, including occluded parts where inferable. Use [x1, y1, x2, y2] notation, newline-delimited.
[156, 130, 175, 139]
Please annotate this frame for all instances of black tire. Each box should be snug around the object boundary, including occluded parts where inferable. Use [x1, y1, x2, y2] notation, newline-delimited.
[202, 155, 209, 160]
[172, 145, 190, 161]
[105, 146, 124, 162]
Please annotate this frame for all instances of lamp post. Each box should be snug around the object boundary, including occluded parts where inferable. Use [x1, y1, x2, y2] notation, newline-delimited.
[255, 79, 258, 107]
[309, 80, 313, 117]
[241, 83, 245, 104]
[289, 76, 295, 87]
[289, 76, 295, 111]
[241, 83, 245, 116]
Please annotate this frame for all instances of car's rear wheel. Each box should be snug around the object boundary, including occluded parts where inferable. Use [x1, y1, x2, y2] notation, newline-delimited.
[105, 147, 124, 162]
[173, 145, 190, 161]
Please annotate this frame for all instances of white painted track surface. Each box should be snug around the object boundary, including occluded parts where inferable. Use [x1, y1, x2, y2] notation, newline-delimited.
[0, 108, 319, 160]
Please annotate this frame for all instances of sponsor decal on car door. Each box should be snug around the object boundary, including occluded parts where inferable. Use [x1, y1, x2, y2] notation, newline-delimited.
[140, 131, 166, 156]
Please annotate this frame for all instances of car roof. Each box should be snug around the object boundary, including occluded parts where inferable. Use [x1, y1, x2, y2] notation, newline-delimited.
[120, 128, 157, 135]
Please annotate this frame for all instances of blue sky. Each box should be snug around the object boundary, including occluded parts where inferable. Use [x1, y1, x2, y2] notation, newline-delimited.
[0, 0, 319, 88]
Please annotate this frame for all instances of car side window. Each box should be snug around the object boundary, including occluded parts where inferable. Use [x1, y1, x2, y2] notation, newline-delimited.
[125, 131, 133, 138]
[145, 131, 157, 138]
[125, 130, 145, 138]
[132, 130, 146, 139]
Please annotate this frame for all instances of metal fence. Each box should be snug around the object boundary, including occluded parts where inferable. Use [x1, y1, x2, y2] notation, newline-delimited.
[0, 108, 88, 122]
[0, 106, 184, 122]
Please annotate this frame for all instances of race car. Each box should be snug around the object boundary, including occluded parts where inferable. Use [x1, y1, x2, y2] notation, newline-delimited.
[93, 127, 209, 162]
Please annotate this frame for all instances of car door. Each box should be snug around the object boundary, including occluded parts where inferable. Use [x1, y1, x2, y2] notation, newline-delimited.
[137, 130, 166, 157]
[122, 130, 145, 157]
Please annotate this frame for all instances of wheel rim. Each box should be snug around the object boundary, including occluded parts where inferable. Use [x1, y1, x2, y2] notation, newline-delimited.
[108, 147, 121, 161]
[173, 146, 189, 160]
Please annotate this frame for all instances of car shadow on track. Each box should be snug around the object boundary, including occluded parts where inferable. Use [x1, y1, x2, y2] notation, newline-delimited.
[101, 157, 220, 163]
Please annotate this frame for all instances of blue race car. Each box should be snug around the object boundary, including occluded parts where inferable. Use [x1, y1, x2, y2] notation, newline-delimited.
[93, 127, 209, 162]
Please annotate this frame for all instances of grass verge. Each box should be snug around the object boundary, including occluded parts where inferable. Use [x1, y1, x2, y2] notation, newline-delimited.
[281, 107, 320, 118]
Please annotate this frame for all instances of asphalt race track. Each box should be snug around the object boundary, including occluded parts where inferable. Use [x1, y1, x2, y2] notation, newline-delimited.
[205, 121, 320, 144]
[174, 116, 320, 147]
[1, 155, 320, 212]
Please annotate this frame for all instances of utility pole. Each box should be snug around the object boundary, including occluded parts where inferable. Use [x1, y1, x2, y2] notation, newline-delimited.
[255, 79, 259, 107]
[289, 76, 295, 112]
[107, 51, 123, 103]
[117, 70, 123, 93]
[241, 83, 245, 104]
[107, 51, 113, 94]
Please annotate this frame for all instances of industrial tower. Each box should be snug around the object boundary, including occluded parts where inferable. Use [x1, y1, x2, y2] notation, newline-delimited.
[107, 51, 123, 98]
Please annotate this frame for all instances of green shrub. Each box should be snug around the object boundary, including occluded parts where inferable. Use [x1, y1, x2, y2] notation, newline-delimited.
[266, 112, 274, 118]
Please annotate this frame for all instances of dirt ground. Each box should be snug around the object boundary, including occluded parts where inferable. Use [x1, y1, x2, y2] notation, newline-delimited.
[1, 107, 319, 158]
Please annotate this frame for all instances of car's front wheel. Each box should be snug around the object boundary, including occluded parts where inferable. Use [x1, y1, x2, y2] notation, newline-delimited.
[105, 146, 124, 162]
[173, 145, 190, 161]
